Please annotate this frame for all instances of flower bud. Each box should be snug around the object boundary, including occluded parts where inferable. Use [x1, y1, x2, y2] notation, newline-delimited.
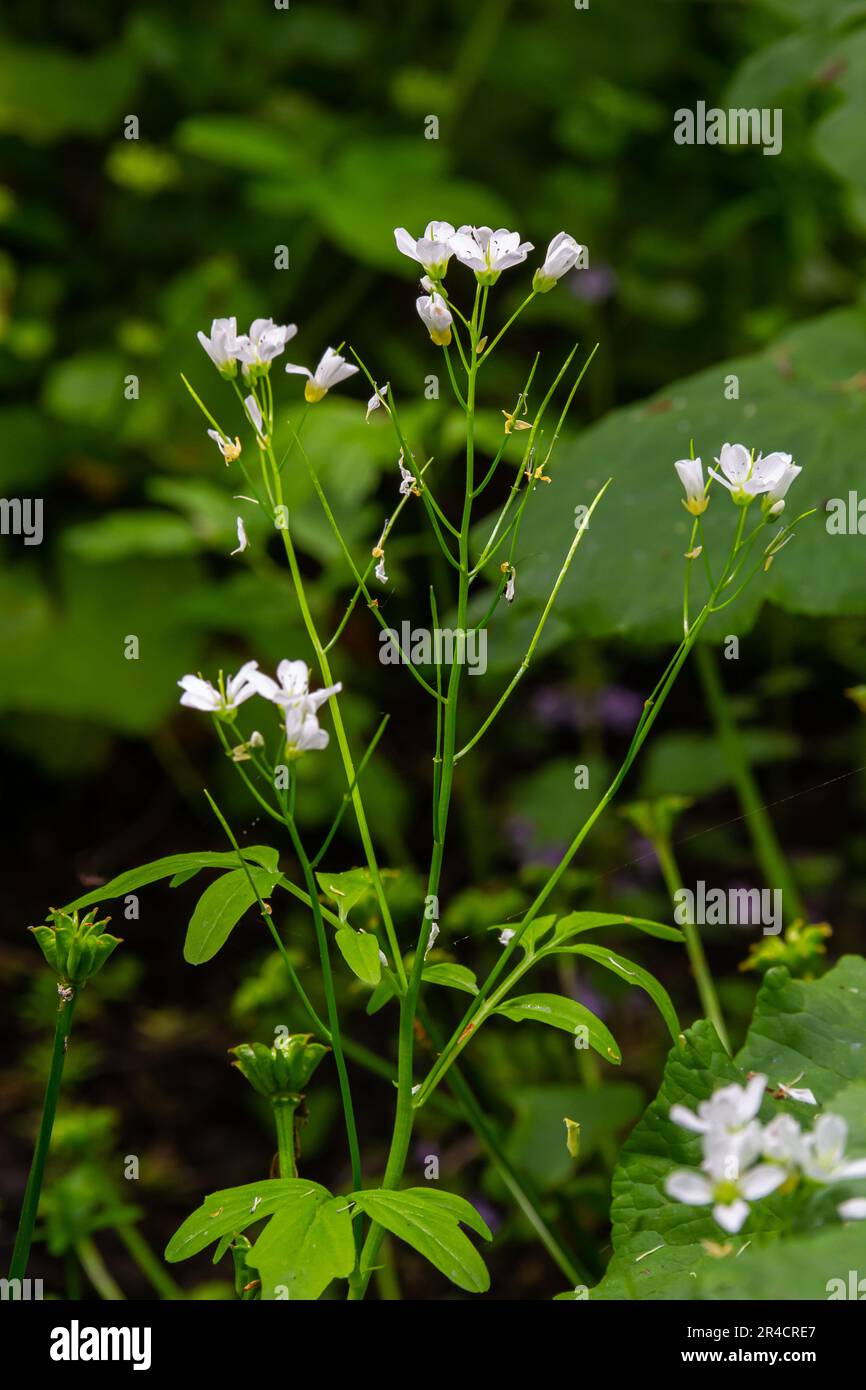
[30, 908, 122, 988]
[230, 1033, 329, 1099]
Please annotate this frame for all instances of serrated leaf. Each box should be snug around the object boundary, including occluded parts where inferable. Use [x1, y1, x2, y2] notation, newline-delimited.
[493, 992, 622, 1065]
[183, 867, 279, 964]
[335, 927, 381, 985]
[165, 1180, 329, 1262]
[349, 1188, 491, 1293]
[559, 944, 681, 1042]
[64, 848, 279, 914]
[421, 963, 478, 995]
[246, 1193, 355, 1300]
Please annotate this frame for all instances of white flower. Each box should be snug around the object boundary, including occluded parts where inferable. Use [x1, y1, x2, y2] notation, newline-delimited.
[670, 1074, 767, 1146]
[800, 1114, 866, 1183]
[178, 660, 260, 714]
[397, 450, 417, 496]
[375, 554, 388, 585]
[416, 293, 453, 346]
[284, 701, 331, 758]
[285, 347, 359, 403]
[230, 517, 248, 557]
[243, 394, 267, 446]
[450, 226, 534, 285]
[394, 222, 456, 278]
[248, 660, 340, 712]
[366, 383, 390, 421]
[424, 922, 440, 958]
[674, 457, 708, 516]
[763, 454, 801, 512]
[761, 1114, 804, 1167]
[709, 443, 790, 504]
[665, 1154, 786, 1234]
[838, 1198, 866, 1221]
[197, 317, 240, 376]
[498, 928, 516, 945]
[207, 429, 242, 464]
[504, 567, 516, 603]
[533, 232, 583, 292]
[774, 1072, 816, 1106]
[234, 318, 297, 372]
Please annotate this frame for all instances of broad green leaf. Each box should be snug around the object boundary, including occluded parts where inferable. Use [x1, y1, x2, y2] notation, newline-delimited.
[166, 1180, 329, 1262]
[591, 955, 866, 1299]
[557, 944, 682, 1042]
[335, 928, 381, 986]
[64, 848, 279, 914]
[246, 1194, 355, 1300]
[316, 867, 376, 923]
[366, 977, 398, 1015]
[695, 1222, 866, 1301]
[493, 993, 622, 1065]
[184, 868, 280, 965]
[421, 963, 479, 995]
[350, 1188, 491, 1293]
[507, 306, 866, 647]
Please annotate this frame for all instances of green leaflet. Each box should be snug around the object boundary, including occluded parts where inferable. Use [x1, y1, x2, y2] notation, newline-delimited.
[165, 1179, 354, 1301]
[350, 1188, 492, 1293]
[493, 992, 622, 1065]
[245, 1194, 355, 1300]
[335, 927, 382, 986]
[421, 963, 479, 995]
[546, 911, 685, 947]
[63, 847, 280, 914]
[183, 867, 280, 964]
[554, 944, 682, 1042]
[316, 866, 376, 923]
[165, 1179, 330, 1262]
[590, 956, 866, 1300]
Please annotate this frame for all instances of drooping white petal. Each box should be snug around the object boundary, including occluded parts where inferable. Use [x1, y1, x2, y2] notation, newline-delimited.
[713, 1198, 749, 1234]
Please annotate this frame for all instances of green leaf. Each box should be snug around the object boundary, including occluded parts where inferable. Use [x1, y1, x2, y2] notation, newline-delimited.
[349, 1188, 492, 1293]
[335, 928, 382, 986]
[547, 911, 685, 946]
[184, 868, 280, 965]
[166, 1180, 329, 1262]
[316, 867, 376, 923]
[245, 1194, 355, 1300]
[493, 993, 622, 1065]
[421, 963, 479, 995]
[557, 945, 682, 1042]
[591, 955, 866, 1299]
[695, 1221, 866, 1301]
[64, 848, 279, 914]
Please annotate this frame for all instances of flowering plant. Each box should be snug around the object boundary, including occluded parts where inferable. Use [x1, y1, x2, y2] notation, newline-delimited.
[12, 220, 823, 1302]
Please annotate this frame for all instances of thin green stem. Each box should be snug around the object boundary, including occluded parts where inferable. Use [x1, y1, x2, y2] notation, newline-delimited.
[116, 1223, 184, 1300]
[695, 644, 805, 922]
[654, 832, 730, 1052]
[77, 1236, 125, 1301]
[9, 987, 77, 1280]
[272, 1098, 300, 1178]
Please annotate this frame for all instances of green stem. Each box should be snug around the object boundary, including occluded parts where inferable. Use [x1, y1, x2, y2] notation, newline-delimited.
[272, 1097, 300, 1178]
[9, 987, 76, 1280]
[653, 832, 731, 1053]
[695, 643, 805, 923]
[77, 1236, 125, 1301]
[116, 1223, 184, 1300]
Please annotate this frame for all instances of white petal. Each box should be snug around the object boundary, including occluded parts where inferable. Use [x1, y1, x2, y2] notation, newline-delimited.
[739, 1163, 787, 1200]
[838, 1198, 866, 1220]
[714, 1199, 749, 1233]
[665, 1169, 712, 1205]
[669, 1103, 706, 1134]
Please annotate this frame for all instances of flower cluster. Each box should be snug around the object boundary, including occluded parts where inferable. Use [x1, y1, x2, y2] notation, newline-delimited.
[177, 658, 341, 758]
[393, 223, 583, 344]
[664, 1075, 866, 1233]
[675, 443, 801, 516]
[197, 316, 358, 403]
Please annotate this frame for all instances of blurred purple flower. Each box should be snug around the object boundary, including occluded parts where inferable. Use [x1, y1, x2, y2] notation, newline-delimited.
[568, 264, 617, 304]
